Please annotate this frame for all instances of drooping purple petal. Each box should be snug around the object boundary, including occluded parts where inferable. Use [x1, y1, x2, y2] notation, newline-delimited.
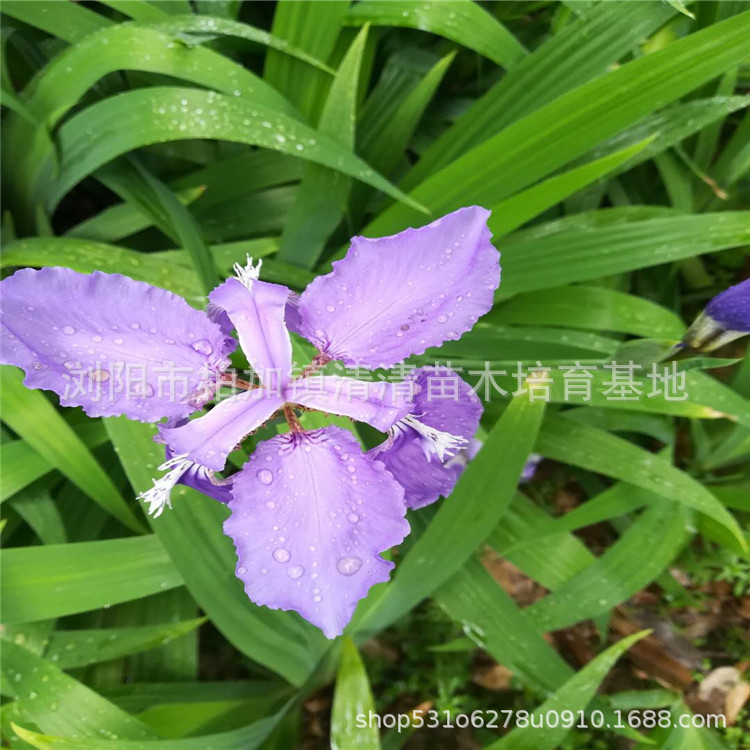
[160, 389, 285, 471]
[225, 426, 409, 639]
[294, 207, 500, 368]
[705, 278, 750, 332]
[209, 277, 293, 391]
[285, 376, 410, 432]
[163, 423, 234, 505]
[0, 267, 234, 421]
[371, 367, 482, 509]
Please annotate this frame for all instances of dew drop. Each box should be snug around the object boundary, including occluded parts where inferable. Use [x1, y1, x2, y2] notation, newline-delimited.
[288, 566, 304, 580]
[62, 325, 75, 335]
[237, 566, 247, 575]
[348, 513, 359, 523]
[191, 339, 213, 356]
[336, 556, 362, 576]
[257, 469, 273, 485]
[437, 314, 449, 323]
[89, 368, 110, 382]
[273, 548, 290, 563]
[325, 305, 335, 312]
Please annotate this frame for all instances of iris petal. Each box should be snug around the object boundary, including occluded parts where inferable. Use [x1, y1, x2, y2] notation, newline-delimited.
[371, 367, 482, 509]
[285, 376, 410, 432]
[160, 389, 285, 471]
[209, 277, 294, 391]
[294, 207, 500, 368]
[0, 267, 233, 422]
[224, 426, 409, 638]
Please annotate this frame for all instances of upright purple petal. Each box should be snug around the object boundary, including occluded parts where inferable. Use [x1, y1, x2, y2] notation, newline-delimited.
[705, 278, 750, 332]
[209, 276, 293, 391]
[371, 367, 482, 509]
[225, 427, 409, 639]
[160, 389, 285, 471]
[294, 207, 500, 368]
[285, 376, 410, 432]
[0, 267, 233, 421]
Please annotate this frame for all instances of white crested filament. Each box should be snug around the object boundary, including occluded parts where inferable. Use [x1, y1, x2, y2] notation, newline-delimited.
[138, 453, 192, 518]
[233, 255, 263, 290]
[401, 414, 467, 462]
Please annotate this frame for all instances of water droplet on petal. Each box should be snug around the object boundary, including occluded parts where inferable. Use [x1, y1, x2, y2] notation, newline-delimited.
[288, 566, 304, 579]
[348, 513, 359, 523]
[437, 314, 449, 323]
[257, 469, 273, 485]
[192, 339, 213, 356]
[90, 368, 110, 382]
[337, 556, 362, 576]
[325, 305, 335, 312]
[273, 548, 290, 563]
[237, 566, 247, 575]
[62, 325, 75, 335]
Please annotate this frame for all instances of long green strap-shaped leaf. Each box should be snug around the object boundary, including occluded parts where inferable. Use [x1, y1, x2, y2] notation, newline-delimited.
[435, 556, 573, 693]
[486, 631, 650, 750]
[400, 1, 674, 190]
[489, 285, 685, 339]
[346, 0, 527, 70]
[45, 619, 205, 670]
[2, 639, 157, 742]
[535, 414, 745, 550]
[264, 0, 350, 122]
[129, 162, 218, 295]
[487, 138, 654, 238]
[50, 86, 424, 214]
[357, 394, 546, 635]
[105, 417, 328, 687]
[367, 10, 750, 236]
[330, 639, 380, 750]
[0, 367, 144, 532]
[0, 535, 182, 624]
[0, 0, 112, 43]
[498, 212, 750, 296]
[277, 25, 369, 267]
[524, 498, 691, 632]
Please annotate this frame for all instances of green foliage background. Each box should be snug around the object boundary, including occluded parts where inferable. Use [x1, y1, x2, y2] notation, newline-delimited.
[1, 1, 749, 748]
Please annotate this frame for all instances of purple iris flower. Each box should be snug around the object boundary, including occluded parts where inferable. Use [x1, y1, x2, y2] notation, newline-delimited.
[0, 206, 500, 638]
[683, 277, 750, 352]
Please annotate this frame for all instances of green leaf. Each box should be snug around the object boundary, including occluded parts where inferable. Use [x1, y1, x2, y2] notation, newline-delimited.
[488, 139, 655, 237]
[2, 639, 156, 741]
[0, 367, 144, 532]
[10, 484, 67, 545]
[488, 285, 686, 339]
[1, 535, 183, 624]
[346, 0, 527, 70]
[524, 498, 691, 632]
[129, 163, 218, 295]
[44, 619, 205, 670]
[330, 639, 380, 750]
[50, 86, 424, 214]
[498, 212, 750, 296]
[277, 25, 369, 267]
[400, 1, 674, 189]
[535, 414, 745, 550]
[264, 0, 350, 121]
[0, 0, 112, 43]
[435, 556, 573, 692]
[487, 631, 650, 750]
[368, 10, 750, 235]
[358, 394, 545, 635]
